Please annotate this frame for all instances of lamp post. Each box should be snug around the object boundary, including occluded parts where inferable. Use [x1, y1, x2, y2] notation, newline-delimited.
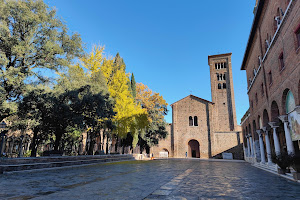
[0, 121, 7, 157]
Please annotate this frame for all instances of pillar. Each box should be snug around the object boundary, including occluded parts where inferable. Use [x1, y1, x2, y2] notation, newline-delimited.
[256, 130, 266, 164]
[262, 127, 272, 164]
[268, 122, 281, 156]
[278, 115, 295, 154]
[249, 134, 254, 157]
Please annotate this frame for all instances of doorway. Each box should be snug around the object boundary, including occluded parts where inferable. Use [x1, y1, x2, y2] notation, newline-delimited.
[188, 139, 200, 158]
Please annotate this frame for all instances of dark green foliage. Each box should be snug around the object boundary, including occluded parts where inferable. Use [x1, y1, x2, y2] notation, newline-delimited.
[271, 152, 294, 170]
[113, 52, 126, 70]
[292, 154, 300, 172]
[0, 0, 83, 121]
[131, 73, 136, 99]
[16, 84, 115, 156]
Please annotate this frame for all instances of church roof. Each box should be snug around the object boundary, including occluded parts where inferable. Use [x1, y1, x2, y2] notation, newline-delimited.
[170, 95, 214, 106]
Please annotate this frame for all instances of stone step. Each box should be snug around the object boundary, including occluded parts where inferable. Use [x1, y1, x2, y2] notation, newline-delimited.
[0, 154, 130, 165]
[252, 162, 295, 180]
[0, 155, 134, 174]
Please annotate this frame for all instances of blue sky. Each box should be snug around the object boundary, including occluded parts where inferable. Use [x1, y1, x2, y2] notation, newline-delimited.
[46, 0, 255, 124]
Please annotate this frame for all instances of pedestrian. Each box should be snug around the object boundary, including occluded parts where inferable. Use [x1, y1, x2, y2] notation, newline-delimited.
[185, 152, 187, 158]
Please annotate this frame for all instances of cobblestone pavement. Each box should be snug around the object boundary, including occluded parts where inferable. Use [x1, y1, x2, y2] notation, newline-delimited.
[1, 159, 300, 200]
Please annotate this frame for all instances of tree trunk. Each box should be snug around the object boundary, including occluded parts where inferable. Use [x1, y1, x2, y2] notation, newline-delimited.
[88, 140, 95, 155]
[115, 136, 118, 153]
[30, 128, 39, 157]
[106, 134, 109, 154]
[54, 130, 62, 152]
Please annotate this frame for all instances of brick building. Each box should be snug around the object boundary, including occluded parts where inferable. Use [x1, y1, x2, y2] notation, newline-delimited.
[151, 53, 242, 159]
[240, 0, 300, 165]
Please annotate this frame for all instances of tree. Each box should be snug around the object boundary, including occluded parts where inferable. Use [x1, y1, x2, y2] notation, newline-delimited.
[131, 73, 136, 99]
[101, 52, 148, 148]
[136, 83, 168, 149]
[16, 85, 54, 157]
[56, 46, 115, 154]
[0, 0, 83, 121]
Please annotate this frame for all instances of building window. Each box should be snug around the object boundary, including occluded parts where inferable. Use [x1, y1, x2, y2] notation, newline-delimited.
[223, 74, 226, 80]
[215, 63, 218, 69]
[223, 83, 226, 89]
[295, 25, 300, 49]
[194, 116, 198, 126]
[255, 93, 258, 104]
[253, 68, 257, 76]
[274, 8, 281, 32]
[224, 63, 227, 68]
[286, 90, 296, 114]
[261, 83, 264, 96]
[279, 52, 284, 70]
[268, 71, 273, 85]
[189, 116, 193, 126]
[265, 37, 270, 51]
[218, 83, 222, 89]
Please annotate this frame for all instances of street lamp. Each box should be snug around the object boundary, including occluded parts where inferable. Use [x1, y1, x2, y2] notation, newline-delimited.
[0, 121, 7, 157]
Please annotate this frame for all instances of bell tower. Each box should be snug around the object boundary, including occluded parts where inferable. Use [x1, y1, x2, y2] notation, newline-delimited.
[208, 53, 237, 132]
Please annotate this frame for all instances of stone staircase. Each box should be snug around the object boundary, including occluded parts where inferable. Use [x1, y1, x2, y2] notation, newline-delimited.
[252, 162, 300, 183]
[0, 154, 134, 174]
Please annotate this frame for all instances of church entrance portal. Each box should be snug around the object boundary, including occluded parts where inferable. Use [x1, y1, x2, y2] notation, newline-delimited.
[188, 140, 200, 158]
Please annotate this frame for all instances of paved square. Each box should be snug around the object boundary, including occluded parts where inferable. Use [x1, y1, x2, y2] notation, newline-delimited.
[1, 159, 300, 199]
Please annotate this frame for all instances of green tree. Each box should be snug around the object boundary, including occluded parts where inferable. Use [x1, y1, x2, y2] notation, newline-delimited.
[0, 0, 83, 121]
[131, 73, 136, 99]
[136, 83, 168, 151]
[101, 51, 149, 149]
[16, 85, 54, 157]
[56, 46, 115, 154]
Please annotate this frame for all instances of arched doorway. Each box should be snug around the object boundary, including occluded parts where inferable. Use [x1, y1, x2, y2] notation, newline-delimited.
[188, 140, 200, 158]
[283, 89, 300, 153]
[271, 101, 286, 153]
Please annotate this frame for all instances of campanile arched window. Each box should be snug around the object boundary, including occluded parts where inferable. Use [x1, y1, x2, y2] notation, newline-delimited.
[194, 116, 198, 126]
[218, 83, 222, 89]
[189, 116, 193, 126]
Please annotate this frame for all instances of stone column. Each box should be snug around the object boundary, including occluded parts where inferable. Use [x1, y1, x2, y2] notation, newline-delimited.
[246, 135, 251, 157]
[248, 134, 254, 157]
[262, 127, 272, 164]
[249, 134, 254, 157]
[256, 130, 266, 164]
[268, 122, 281, 156]
[278, 115, 295, 154]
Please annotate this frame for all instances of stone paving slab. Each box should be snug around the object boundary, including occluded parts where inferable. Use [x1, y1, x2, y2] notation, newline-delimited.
[0, 155, 134, 173]
[1, 159, 300, 199]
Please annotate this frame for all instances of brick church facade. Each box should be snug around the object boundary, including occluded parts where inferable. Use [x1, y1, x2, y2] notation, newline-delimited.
[151, 53, 242, 159]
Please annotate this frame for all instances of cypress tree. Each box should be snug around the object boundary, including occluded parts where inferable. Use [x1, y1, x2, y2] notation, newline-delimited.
[131, 73, 137, 99]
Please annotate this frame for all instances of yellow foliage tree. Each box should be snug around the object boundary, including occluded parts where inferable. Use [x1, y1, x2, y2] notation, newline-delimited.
[99, 48, 149, 146]
[136, 83, 168, 146]
[136, 83, 168, 122]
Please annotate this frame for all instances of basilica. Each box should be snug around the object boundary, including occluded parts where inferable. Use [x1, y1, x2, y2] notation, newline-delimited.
[151, 53, 242, 159]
